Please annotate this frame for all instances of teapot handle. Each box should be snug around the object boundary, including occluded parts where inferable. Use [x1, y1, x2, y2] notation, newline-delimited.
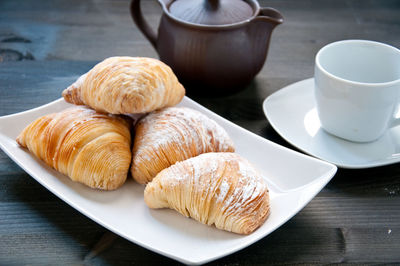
[130, 0, 157, 49]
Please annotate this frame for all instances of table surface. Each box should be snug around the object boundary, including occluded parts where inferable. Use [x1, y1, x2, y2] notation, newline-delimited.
[1, 0, 400, 265]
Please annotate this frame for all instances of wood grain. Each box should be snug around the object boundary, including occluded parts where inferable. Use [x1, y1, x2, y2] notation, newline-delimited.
[1, 0, 400, 265]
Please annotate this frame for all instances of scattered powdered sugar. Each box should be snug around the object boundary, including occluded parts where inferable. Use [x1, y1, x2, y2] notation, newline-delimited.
[207, 119, 234, 151]
[208, 157, 219, 173]
[178, 108, 233, 151]
[217, 179, 230, 202]
[134, 107, 234, 164]
[237, 159, 265, 200]
[214, 155, 266, 214]
[159, 152, 268, 229]
[237, 159, 259, 180]
[169, 161, 192, 183]
[178, 153, 266, 213]
[191, 158, 201, 184]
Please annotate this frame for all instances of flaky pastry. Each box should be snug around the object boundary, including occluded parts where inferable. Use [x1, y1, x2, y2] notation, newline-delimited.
[131, 107, 235, 184]
[144, 152, 270, 234]
[17, 106, 131, 190]
[62, 56, 185, 114]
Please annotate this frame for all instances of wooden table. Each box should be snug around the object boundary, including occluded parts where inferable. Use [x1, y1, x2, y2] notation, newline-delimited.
[1, 0, 400, 264]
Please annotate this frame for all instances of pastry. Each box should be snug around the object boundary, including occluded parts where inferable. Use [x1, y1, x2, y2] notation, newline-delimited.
[16, 106, 132, 190]
[144, 152, 270, 234]
[131, 107, 235, 184]
[62, 56, 185, 114]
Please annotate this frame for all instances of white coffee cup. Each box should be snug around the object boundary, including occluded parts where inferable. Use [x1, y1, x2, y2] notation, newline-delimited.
[314, 40, 400, 142]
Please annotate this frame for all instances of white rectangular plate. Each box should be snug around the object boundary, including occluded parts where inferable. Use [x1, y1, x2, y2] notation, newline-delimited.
[0, 97, 337, 265]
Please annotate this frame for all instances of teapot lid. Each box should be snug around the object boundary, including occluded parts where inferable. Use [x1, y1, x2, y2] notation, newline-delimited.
[168, 0, 255, 26]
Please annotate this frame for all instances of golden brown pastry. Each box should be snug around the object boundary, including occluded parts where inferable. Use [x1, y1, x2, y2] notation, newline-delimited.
[144, 152, 270, 234]
[62, 56, 185, 114]
[16, 106, 132, 190]
[131, 107, 235, 184]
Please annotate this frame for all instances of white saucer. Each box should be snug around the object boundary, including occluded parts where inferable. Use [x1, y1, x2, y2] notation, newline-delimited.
[263, 78, 400, 169]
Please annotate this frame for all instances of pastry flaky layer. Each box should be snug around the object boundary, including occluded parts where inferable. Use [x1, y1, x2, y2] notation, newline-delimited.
[16, 106, 132, 190]
[144, 152, 270, 235]
[62, 57, 185, 114]
[131, 107, 235, 184]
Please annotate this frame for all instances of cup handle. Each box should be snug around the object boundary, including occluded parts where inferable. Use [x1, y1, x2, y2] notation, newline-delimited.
[390, 104, 400, 128]
[130, 0, 157, 49]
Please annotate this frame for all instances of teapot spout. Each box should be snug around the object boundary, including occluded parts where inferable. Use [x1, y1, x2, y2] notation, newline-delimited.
[254, 7, 283, 27]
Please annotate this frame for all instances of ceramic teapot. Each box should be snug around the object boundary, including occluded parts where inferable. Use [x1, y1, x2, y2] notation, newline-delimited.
[131, 0, 283, 94]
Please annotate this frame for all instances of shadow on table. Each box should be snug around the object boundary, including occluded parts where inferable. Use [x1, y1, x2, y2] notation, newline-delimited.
[207, 218, 346, 265]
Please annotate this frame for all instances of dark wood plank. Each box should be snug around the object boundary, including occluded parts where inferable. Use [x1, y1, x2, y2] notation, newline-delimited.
[0, 61, 95, 115]
[1, 0, 400, 265]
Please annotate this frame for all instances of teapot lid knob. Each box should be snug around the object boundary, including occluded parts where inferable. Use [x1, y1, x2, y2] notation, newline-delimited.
[205, 0, 219, 10]
[168, 0, 254, 26]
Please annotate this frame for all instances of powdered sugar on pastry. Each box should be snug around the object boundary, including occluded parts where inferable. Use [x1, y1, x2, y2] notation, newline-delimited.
[131, 107, 235, 184]
[144, 152, 270, 235]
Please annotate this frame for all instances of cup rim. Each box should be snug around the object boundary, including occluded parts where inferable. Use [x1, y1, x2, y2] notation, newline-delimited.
[315, 39, 400, 87]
